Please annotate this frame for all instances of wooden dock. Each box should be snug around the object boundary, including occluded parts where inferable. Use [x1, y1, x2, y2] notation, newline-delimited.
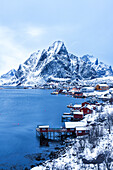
[36, 127, 76, 140]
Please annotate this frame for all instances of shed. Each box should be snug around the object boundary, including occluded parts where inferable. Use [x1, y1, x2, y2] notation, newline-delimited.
[38, 125, 49, 132]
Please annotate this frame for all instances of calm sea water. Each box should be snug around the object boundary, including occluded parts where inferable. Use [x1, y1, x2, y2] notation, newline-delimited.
[0, 89, 86, 169]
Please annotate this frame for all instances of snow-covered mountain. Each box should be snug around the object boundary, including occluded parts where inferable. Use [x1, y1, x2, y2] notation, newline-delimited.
[0, 69, 17, 85]
[0, 41, 113, 86]
[1, 69, 16, 78]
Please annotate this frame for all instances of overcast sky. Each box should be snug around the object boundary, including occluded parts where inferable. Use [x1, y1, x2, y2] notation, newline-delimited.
[0, 0, 113, 75]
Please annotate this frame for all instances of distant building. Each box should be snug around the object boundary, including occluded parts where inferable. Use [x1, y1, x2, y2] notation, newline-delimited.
[95, 84, 109, 91]
[68, 87, 79, 95]
[73, 92, 83, 98]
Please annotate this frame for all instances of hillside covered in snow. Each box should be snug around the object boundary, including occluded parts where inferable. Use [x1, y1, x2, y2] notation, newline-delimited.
[32, 104, 113, 170]
[0, 41, 113, 87]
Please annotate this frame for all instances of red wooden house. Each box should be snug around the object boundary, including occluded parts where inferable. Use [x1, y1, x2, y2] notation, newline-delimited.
[76, 127, 89, 136]
[73, 111, 84, 120]
[65, 122, 89, 136]
[80, 105, 93, 115]
[38, 125, 49, 132]
[82, 102, 90, 107]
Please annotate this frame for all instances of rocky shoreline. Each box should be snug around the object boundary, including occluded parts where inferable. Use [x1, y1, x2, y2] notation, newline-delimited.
[27, 140, 74, 169]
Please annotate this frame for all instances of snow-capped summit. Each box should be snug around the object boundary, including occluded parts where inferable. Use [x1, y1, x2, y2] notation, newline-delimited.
[0, 40, 113, 86]
[47, 41, 68, 55]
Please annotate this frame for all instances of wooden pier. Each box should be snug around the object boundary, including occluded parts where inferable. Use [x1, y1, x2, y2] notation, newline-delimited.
[36, 126, 76, 140]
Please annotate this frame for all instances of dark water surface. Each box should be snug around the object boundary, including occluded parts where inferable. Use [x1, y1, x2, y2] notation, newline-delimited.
[0, 89, 85, 169]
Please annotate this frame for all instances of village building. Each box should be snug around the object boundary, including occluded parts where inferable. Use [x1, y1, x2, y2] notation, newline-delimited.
[82, 101, 90, 107]
[73, 111, 84, 120]
[62, 112, 73, 121]
[38, 125, 49, 132]
[95, 84, 109, 91]
[65, 122, 89, 136]
[76, 127, 89, 136]
[68, 87, 79, 95]
[73, 91, 83, 98]
[80, 105, 93, 115]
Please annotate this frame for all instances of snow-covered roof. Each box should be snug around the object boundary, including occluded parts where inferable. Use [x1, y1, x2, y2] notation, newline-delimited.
[76, 127, 89, 131]
[39, 125, 49, 128]
[81, 105, 94, 110]
[73, 104, 81, 108]
[73, 111, 83, 115]
[87, 105, 94, 110]
[98, 84, 109, 87]
[63, 113, 71, 115]
[62, 115, 73, 118]
[65, 122, 87, 128]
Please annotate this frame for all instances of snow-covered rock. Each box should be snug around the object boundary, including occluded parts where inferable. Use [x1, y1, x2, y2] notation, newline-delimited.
[0, 69, 16, 79]
[0, 41, 113, 86]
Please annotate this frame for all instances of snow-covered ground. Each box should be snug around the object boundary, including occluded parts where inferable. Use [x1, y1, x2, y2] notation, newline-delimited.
[83, 90, 110, 98]
[31, 104, 113, 170]
[82, 76, 113, 86]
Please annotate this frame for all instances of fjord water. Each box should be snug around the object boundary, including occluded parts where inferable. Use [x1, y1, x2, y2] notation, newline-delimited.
[0, 89, 85, 169]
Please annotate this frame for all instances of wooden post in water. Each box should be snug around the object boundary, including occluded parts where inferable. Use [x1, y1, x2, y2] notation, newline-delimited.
[53, 132, 55, 140]
[50, 132, 51, 139]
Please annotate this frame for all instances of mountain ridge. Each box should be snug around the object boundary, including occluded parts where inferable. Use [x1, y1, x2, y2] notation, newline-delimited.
[0, 41, 113, 86]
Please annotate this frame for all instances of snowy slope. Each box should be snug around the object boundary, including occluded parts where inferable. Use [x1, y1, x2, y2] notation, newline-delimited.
[0, 69, 17, 86]
[0, 41, 113, 86]
[32, 105, 113, 170]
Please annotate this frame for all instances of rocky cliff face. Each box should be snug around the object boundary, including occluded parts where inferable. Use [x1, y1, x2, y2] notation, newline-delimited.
[0, 41, 113, 86]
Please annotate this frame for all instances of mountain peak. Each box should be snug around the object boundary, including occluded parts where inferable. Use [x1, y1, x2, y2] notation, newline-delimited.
[0, 41, 113, 86]
[47, 41, 68, 55]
